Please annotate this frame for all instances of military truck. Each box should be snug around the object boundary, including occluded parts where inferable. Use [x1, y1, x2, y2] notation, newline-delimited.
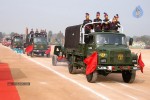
[52, 22, 140, 83]
[2, 37, 11, 47]
[24, 32, 50, 57]
[11, 35, 24, 49]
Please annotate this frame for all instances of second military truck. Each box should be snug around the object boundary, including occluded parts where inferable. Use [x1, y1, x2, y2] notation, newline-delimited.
[24, 31, 50, 57]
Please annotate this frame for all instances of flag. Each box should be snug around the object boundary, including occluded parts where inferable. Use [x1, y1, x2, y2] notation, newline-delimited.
[45, 46, 51, 54]
[84, 51, 98, 75]
[45, 49, 51, 54]
[57, 56, 63, 61]
[25, 45, 33, 53]
[138, 53, 145, 73]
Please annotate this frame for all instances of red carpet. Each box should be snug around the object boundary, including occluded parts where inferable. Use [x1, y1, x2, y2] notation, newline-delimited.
[0, 63, 20, 100]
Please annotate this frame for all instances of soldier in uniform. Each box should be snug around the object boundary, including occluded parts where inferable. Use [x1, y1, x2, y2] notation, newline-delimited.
[93, 12, 102, 32]
[83, 13, 92, 34]
[29, 29, 34, 34]
[29, 29, 34, 43]
[115, 14, 121, 31]
[102, 13, 111, 31]
[35, 29, 39, 34]
[110, 16, 118, 31]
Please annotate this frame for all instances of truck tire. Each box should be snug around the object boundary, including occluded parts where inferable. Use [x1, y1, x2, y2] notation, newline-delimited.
[86, 71, 98, 83]
[23, 49, 25, 54]
[41, 53, 44, 57]
[68, 56, 77, 74]
[47, 53, 50, 58]
[68, 63, 77, 74]
[27, 52, 30, 56]
[31, 52, 34, 57]
[52, 55, 57, 66]
[122, 70, 136, 83]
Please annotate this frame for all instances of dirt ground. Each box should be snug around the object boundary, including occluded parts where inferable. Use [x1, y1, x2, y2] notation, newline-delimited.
[0, 44, 150, 100]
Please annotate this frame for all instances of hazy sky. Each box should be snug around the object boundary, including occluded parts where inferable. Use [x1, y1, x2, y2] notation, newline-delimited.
[0, 0, 149, 36]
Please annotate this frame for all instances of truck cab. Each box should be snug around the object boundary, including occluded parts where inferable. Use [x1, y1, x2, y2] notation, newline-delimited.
[11, 35, 23, 49]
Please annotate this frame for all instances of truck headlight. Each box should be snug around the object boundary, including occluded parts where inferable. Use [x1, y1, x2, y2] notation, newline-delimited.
[132, 59, 137, 63]
[99, 53, 106, 58]
[100, 59, 107, 63]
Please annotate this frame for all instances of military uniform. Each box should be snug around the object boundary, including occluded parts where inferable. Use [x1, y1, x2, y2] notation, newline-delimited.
[83, 13, 92, 34]
[115, 14, 121, 31]
[102, 19, 111, 31]
[29, 29, 34, 34]
[93, 18, 102, 32]
[110, 22, 118, 31]
[115, 21, 121, 31]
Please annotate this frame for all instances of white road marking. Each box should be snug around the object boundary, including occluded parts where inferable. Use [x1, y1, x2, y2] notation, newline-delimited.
[39, 82, 48, 85]
[125, 94, 138, 100]
[97, 83, 138, 100]
[116, 83, 148, 95]
[35, 57, 150, 95]
[21, 55, 109, 100]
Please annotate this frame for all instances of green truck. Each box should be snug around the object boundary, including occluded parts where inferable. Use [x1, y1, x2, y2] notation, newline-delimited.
[24, 32, 50, 57]
[52, 22, 140, 83]
[11, 35, 24, 49]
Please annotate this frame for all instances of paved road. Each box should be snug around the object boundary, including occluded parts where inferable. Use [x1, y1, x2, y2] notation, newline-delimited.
[0, 44, 150, 100]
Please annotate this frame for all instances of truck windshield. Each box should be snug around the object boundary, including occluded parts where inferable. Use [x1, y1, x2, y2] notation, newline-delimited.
[14, 38, 22, 42]
[34, 37, 47, 43]
[95, 34, 127, 45]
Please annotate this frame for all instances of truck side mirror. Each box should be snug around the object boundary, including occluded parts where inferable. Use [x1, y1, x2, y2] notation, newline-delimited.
[129, 38, 133, 46]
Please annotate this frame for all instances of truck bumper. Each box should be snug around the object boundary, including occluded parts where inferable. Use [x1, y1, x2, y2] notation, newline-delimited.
[33, 50, 46, 53]
[97, 65, 140, 71]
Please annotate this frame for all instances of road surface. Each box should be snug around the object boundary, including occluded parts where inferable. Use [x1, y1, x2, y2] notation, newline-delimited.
[0, 44, 150, 100]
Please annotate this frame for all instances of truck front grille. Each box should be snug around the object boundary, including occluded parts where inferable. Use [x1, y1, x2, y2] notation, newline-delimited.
[110, 51, 131, 64]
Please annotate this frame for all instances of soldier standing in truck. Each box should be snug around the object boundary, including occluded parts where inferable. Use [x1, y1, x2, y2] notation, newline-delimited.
[110, 16, 118, 31]
[102, 12, 111, 31]
[115, 14, 121, 31]
[93, 12, 102, 32]
[83, 13, 92, 34]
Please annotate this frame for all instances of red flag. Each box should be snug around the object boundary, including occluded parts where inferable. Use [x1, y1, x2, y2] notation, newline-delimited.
[138, 53, 145, 73]
[25, 45, 33, 53]
[84, 52, 98, 75]
[45, 46, 51, 54]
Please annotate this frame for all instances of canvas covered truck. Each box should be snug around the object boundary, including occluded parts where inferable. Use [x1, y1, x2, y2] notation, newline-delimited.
[24, 31, 50, 58]
[52, 22, 141, 83]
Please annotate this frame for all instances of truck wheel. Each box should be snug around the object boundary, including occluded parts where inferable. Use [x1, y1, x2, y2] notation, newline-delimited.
[22, 48, 25, 54]
[68, 56, 77, 74]
[31, 52, 34, 57]
[68, 63, 77, 74]
[47, 54, 50, 58]
[52, 55, 57, 66]
[86, 71, 98, 83]
[27, 52, 30, 56]
[41, 53, 44, 57]
[122, 70, 136, 83]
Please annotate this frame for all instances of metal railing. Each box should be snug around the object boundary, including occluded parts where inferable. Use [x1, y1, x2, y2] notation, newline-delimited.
[79, 21, 123, 44]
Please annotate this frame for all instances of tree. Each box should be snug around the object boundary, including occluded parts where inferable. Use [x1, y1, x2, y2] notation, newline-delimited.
[56, 31, 65, 45]
[47, 31, 53, 42]
[0, 32, 3, 41]
[10, 32, 15, 37]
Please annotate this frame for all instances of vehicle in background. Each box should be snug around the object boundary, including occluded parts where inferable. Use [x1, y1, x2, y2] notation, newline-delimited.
[24, 29, 50, 57]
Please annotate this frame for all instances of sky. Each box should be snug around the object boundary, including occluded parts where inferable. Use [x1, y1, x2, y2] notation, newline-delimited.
[0, 0, 149, 36]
